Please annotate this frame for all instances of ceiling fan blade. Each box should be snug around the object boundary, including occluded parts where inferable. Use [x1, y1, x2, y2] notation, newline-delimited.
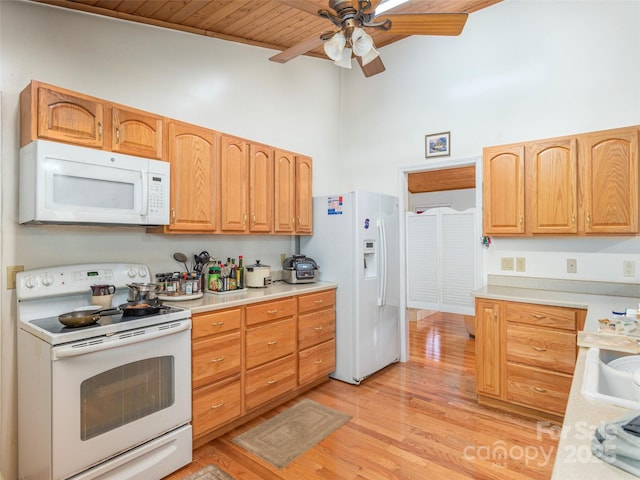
[375, 13, 468, 36]
[269, 32, 325, 63]
[357, 55, 386, 77]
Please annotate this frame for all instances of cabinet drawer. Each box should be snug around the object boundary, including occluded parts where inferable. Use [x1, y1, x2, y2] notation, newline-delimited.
[246, 297, 296, 326]
[298, 308, 335, 350]
[298, 290, 335, 314]
[299, 339, 335, 386]
[506, 363, 572, 415]
[245, 355, 296, 410]
[506, 324, 576, 374]
[506, 302, 580, 331]
[192, 331, 241, 389]
[192, 308, 241, 339]
[246, 317, 296, 369]
[192, 378, 241, 438]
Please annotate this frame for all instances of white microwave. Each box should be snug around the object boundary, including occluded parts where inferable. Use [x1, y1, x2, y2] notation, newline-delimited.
[19, 140, 170, 226]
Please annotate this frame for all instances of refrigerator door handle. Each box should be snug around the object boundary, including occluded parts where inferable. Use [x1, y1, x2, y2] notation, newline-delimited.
[377, 218, 387, 306]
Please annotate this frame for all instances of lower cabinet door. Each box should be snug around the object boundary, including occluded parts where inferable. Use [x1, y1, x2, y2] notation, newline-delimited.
[298, 339, 336, 386]
[245, 355, 296, 411]
[192, 378, 241, 438]
[506, 363, 572, 415]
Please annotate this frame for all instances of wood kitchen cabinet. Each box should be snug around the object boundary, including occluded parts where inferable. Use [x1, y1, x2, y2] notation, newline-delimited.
[295, 155, 313, 234]
[191, 287, 336, 447]
[219, 135, 249, 232]
[475, 298, 586, 421]
[482, 145, 525, 235]
[527, 138, 578, 234]
[191, 308, 242, 440]
[482, 125, 639, 236]
[155, 120, 218, 233]
[297, 290, 336, 386]
[20, 80, 163, 158]
[249, 143, 274, 233]
[274, 149, 296, 233]
[580, 127, 639, 234]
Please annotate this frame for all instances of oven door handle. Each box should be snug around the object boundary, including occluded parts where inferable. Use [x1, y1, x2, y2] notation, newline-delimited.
[52, 320, 191, 360]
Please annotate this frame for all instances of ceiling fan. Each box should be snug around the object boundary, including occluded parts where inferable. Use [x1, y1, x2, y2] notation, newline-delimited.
[269, 0, 468, 77]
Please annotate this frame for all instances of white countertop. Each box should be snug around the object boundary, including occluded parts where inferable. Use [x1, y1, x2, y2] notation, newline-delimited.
[162, 280, 337, 314]
[472, 284, 640, 479]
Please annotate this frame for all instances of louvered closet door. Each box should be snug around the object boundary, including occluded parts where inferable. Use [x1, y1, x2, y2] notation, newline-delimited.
[406, 208, 476, 315]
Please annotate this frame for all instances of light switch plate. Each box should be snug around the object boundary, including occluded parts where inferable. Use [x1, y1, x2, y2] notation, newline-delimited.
[516, 257, 526, 272]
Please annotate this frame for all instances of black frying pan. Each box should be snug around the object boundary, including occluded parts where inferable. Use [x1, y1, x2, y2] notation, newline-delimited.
[118, 300, 161, 316]
[57, 307, 121, 328]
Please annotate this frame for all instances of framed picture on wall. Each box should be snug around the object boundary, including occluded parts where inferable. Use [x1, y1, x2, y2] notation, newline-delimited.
[425, 132, 450, 158]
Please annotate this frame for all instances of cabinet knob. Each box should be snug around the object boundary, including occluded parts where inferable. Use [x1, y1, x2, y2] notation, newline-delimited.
[211, 321, 225, 327]
[519, 216, 523, 226]
[267, 379, 278, 385]
[531, 346, 547, 352]
[530, 314, 546, 320]
[314, 326, 324, 331]
[116, 127, 120, 143]
[314, 360, 323, 365]
[211, 402, 225, 409]
[533, 387, 547, 393]
[587, 214, 591, 225]
[210, 356, 225, 363]
[267, 340, 278, 345]
[267, 309, 278, 314]
[314, 300, 323, 304]
[98, 122, 103, 139]
[571, 214, 575, 225]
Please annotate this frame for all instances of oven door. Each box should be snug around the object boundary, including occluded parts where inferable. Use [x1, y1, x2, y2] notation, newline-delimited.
[51, 320, 191, 480]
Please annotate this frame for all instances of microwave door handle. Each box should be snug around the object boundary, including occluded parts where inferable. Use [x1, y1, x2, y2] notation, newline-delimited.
[140, 171, 149, 216]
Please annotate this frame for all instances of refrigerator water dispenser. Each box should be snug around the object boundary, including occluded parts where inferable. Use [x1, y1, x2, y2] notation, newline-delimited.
[363, 239, 377, 279]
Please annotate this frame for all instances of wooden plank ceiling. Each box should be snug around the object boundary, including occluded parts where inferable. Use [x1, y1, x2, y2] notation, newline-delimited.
[33, 0, 502, 61]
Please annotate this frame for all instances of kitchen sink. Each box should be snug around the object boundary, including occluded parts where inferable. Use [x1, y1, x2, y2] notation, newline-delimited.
[581, 347, 640, 410]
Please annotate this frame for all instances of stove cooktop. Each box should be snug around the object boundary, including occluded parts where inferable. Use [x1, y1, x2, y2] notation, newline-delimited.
[23, 305, 190, 346]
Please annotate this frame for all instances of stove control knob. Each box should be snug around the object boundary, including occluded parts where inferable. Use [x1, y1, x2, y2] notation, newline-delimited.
[127, 266, 137, 278]
[41, 273, 54, 286]
[138, 268, 148, 278]
[23, 275, 36, 289]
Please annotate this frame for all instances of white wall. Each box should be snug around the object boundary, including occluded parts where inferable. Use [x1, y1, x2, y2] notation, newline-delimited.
[338, 0, 640, 284]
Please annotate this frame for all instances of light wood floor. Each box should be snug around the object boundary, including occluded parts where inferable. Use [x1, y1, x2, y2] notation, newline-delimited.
[167, 313, 559, 480]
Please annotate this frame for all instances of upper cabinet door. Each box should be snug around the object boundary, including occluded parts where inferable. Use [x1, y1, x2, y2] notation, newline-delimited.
[295, 155, 313, 234]
[482, 145, 525, 235]
[581, 127, 639, 234]
[249, 144, 274, 233]
[167, 121, 217, 233]
[220, 135, 249, 233]
[527, 138, 578, 234]
[274, 149, 296, 233]
[111, 107, 163, 159]
[36, 86, 105, 148]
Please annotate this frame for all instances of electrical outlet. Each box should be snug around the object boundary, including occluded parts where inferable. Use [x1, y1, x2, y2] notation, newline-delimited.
[516, 257, 526, 272]
[623, 260, 636, 277]
[567, 258, 577, 274]
[7, 265, 24, 290]
[501, 257, 514, 271]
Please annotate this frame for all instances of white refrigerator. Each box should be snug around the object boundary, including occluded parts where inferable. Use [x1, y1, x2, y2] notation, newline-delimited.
[300, 191, 400, 384]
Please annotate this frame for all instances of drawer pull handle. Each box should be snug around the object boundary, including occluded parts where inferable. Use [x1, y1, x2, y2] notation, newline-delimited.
[211, 402, 225, 409]
[533, 387, 547, 393]
[531, 346, 547, 352]
[210, 356, 225, 363]
[267, 379, 277, 385]
[530, 314, 546, 319]
[267, 340, 278, 345]
[211, 321, 225, 327]
[315, 360, 323, 364]
[315, 326, 324, 331]
[267, 309, 278, 314]
[314, 300, 323, 304]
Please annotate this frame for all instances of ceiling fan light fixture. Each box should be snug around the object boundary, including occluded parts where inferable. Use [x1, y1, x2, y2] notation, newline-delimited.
[360, 45, 379, 66]
[334, 47, 352, 68]
[324, 31, 346, 61]
[351, 27, 374, 56]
